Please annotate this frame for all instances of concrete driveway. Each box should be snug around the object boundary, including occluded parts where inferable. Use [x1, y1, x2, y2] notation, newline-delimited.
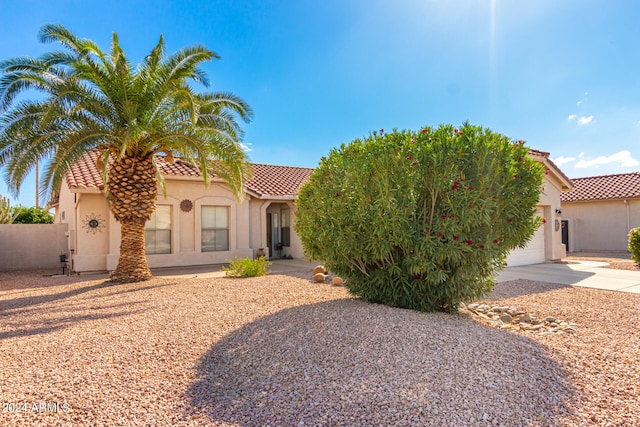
[497, 260, 640, 294]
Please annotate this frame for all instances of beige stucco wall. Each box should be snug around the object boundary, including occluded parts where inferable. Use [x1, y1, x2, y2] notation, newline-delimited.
[105, 179, 254, 271]
[60, 176, 306, 273]
[0, 223, 69, 270]
[561, 199, 640, 252]
[539, 173, 567, 261]
[506, 173, 567, 266]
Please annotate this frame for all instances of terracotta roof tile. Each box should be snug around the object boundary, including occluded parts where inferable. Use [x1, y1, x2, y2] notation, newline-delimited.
[560, 172, 640, 202]
[247, 163, 314, 197]
[64, 152, 313, 198]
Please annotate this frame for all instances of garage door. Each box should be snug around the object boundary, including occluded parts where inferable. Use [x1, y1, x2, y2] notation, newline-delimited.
[506, 208, 546, 267]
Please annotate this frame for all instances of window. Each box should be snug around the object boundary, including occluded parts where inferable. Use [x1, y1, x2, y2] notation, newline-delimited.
[202, 206, 229, 252]
[281, 209, 291, 247]
[145, 205, 171, 254]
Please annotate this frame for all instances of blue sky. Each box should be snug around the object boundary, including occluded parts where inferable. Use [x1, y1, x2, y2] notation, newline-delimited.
[1, 0, 640, 207]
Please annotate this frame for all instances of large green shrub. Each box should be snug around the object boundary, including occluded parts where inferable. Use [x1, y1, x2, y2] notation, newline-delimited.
[11, 206, 53, 224]
[295, 123, 545, 312]
[628, 227, 640, 266]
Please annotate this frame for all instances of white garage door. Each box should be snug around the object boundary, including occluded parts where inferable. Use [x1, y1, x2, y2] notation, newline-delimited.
[506, 208, 546, 267]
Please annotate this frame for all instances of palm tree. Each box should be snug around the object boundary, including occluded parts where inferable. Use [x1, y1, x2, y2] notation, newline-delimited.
[0, 24, 253, 282]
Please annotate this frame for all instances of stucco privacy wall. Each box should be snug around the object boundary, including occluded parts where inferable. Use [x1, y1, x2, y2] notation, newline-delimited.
[562, 199, 640, 252]
[0, 223, 69, 270]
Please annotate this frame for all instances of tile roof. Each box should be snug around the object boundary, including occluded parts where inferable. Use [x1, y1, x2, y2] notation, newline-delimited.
[64, 151, 314, 198]
[528, 149, 573, 191]
[560, 172, 640, 202]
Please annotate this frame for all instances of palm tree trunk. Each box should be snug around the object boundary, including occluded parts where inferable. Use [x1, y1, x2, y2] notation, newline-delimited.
[110, 219, 152, 282]
[107, 154, 158, 282]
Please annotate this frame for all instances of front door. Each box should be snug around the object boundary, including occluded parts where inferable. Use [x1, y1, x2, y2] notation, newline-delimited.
[561, 220, 569, 252]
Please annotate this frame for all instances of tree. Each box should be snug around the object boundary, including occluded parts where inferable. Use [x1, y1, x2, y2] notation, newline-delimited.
[0, 24, 253, 282]
[295, 123, 544, 312]
[11, 206, 54, 224]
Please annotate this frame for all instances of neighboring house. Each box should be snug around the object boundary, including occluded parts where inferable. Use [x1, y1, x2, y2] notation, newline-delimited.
[54, 149, 571, 273]
[560, 172, 640, 252]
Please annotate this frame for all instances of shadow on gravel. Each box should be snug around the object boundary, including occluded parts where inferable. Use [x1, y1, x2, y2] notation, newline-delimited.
[0, 307, 146, 339]
[0, 280, 174, 314]
[187, 299, 576, 426]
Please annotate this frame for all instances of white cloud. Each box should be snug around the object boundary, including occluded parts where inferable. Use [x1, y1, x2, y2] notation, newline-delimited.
[578, 115, 593, 125]
[567, 114, 576, 120]
[575, 150, 639, 169]
[552, 156, 576, 166]
[240, 142, 253, 152]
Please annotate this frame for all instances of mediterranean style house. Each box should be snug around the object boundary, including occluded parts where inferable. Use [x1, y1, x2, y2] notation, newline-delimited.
[560, 172, 640, 252]
[54, 149, 572, 273]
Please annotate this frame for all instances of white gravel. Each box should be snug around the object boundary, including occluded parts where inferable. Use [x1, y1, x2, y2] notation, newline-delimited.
[0, 270, 638, 426]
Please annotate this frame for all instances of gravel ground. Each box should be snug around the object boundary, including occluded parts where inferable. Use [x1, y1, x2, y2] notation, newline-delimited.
[1, 268, 639, 426]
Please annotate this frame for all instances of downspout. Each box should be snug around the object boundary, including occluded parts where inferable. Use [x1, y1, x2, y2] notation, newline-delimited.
[624, 199, 630, 233]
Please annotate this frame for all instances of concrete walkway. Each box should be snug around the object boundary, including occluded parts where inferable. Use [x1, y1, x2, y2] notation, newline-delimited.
[497, 260, 640, 294]
[151, 259, 317, 279]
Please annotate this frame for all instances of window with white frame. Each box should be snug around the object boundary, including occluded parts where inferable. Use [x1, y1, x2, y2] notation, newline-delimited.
[145, 205, 172, 254]
[202, 206, 229, 252]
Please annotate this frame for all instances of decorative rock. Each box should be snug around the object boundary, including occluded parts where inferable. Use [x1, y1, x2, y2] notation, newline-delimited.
[500, 313, 513, 323]
[313, 265, 327, 275]
[331, 276, 344, 286]
[461, 303, 577, 336]
[313, 273, 328, 283]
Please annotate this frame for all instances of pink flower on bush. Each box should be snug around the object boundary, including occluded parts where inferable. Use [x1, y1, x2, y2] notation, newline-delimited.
[466, 240, 473, 246]
[412, 161, 418, 166]
[381, 128, 384, 133]
[542, 218, 547, 224]
[422, 129, 428, 133]
[467, 205, 473, 209]
[437, 232, 443, 237]
[453, 235, 459, 241]
[411, 139, 416, 144]
[412, 275, 421, 280]
[407, 155, 413, 160]
[493, 239, 499, 244]
[479, 244, 485, 249]
[441, 215, 446, 220]
[335, 193, 340, 198]
[507, 219, 513, 224]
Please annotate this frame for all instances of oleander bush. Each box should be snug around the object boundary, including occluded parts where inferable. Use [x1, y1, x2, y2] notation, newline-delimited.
[222, 256, 272, 278]
[628, 227, 640, 266]
[294, 123, 545, 312]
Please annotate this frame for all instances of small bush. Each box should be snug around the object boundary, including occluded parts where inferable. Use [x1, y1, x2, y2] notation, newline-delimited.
[628, 227, 640, 266]
[222, 257, 272, 278]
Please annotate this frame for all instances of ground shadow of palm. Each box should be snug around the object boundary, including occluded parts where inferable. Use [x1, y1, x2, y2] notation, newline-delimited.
[0, 280, 173, 339]
[187, 299, 575, 426]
